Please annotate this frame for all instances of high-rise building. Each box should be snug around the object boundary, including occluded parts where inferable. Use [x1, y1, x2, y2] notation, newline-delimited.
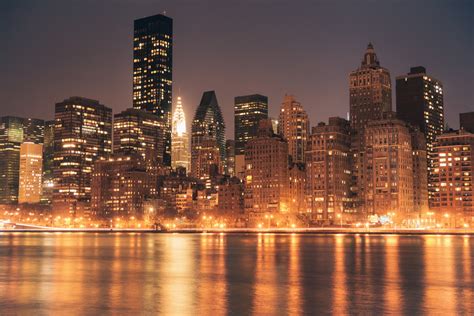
[244, 119, 289, 219]
[349, 43, 392, 216]
[217, 177, 243, 215]
[396, 66, 444, 153]
[133, 14, 173, 166]
[191, 91, 225, 178]
[42, 120, 55, 204]
[234, 94, 268, 155]
[0, 116, 44, 204]
[114, 108, 164, 168]
[53, 97, 112, 217]
[396, 66, 444, 207]
[91, 153, 154, 220]
[460, 112, 474, 133]
[306, 117, 352, 223]
[171, 96, 190, 172]
[18, 142, 43, 204]
[349, 43, 392, 130]
[225, 139, 235, 176]
[278, 94, 310, 164]
[430, 130, 474, 224]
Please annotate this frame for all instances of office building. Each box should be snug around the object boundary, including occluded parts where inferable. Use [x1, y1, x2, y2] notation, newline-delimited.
[234, 94, 268, 155]
[133, 14, 173, 165]
[53, 97, 112, 217]
[191, 91, 225, 178]
[18, 142, 43, 204]
[114, 108, 163, 167]
[0, 116, 44, 204]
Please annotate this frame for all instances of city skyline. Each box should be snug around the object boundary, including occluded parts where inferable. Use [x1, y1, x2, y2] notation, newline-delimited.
[1, 1, 472, 138]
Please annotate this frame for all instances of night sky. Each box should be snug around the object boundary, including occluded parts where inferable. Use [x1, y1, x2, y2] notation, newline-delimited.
[1, 0, 473, 136]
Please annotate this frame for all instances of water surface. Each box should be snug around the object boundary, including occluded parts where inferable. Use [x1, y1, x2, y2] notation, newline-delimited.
[0, 233, 473, 315]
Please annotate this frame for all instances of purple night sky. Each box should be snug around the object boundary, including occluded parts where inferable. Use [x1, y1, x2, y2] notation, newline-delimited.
[1, 0, 473, 136]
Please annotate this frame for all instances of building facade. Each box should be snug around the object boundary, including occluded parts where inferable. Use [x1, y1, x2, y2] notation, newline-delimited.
[244, 120, 289, 219]
[0, 116, 44, 204]
[133, 14, 173, 165]
[430, 130, 474, 223]
[234, 94, 268, 155]
[191, 91, 225, 178]
[306, 117, 352, 223]
[363, 113, 420, 217]
[18, 142, 43, 204]
[225, 139, 235, 177]
[91, 153, 153, 220]
[278, 94, 309, 164]
[113, 108, 163, 169]
[171, 96, 190, 172]
[53, 97, 112, 217]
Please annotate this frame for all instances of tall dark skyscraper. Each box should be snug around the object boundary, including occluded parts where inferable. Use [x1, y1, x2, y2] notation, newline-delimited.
[396, 66, 444, 154]
[191, 91, 225, 178]
[133, 14, 173, 166]
[234, 94, 268, 155]
[53, 97, 112, 217]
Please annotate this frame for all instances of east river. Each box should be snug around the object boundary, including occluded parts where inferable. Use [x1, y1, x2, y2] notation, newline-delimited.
[0, 233, 473, 315]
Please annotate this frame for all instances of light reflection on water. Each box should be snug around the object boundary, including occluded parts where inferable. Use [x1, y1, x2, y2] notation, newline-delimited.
[0, 233, 473, 315]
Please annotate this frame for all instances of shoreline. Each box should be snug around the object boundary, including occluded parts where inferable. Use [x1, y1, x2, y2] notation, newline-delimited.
[1, 228, 473, 235]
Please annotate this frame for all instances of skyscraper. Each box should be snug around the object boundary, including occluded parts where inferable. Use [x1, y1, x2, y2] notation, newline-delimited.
[349, 43, 392, 216]
[171, 96, 190, 172]
[396, 66, 444, 207]
[133, 14, 173, 166]
[234, 94, 268, 155]
[18, 142, 43, 204]
[113, 108, 164, 168]
[396, 66, 444, 154]
[191, 91, 225, 178]
[53, 97, 112, 217]
[349, 43, 392, 130]
[0, 116, 44, 204]
[278, 94, 310, 164]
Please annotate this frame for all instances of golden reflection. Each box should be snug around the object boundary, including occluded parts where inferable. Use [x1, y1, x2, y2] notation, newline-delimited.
[158, 235, 196, 315]
[332, 234, 348, 314]
[423, 235, 456, 314]
[287, 234, 302, 314]
[253, 233, 278, 315]
[384, 236, 401, 313]
[196, 233, 227, 315]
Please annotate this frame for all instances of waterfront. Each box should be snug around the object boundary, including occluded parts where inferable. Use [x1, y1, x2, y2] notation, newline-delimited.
[0, 233, 473, 315]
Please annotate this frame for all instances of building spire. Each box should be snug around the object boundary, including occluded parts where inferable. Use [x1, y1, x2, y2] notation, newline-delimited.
[361, 42, 380, 68]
